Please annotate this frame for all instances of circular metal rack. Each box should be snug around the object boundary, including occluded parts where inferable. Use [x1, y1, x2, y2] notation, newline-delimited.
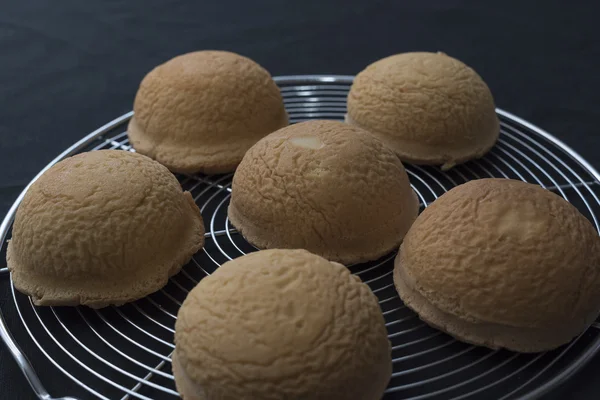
[1, 75, 600, 400]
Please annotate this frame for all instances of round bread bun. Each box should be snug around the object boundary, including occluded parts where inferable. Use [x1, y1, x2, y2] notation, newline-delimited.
[228, 120, 419, 264]
[128, 50, 288, 174]
[394, 178, 600, 352]
[346, 52, 499, 170]
[6, 150, 205, 308]
[173, 249, 391, 400]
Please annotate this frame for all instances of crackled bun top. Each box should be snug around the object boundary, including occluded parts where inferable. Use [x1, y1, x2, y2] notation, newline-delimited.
[347, 52, 499, 169]
[397, 178, 600, 350]
[128, 50, 288, 174]
[228, 120, 419, 264]
[7, 150, 204, 308]
[173, 249, 391, 400]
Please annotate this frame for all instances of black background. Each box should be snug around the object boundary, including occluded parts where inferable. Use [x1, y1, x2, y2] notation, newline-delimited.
[1, 1, 599, 399]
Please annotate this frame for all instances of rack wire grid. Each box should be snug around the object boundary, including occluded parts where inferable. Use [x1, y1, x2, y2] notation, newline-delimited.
[1, 75, 600, 400]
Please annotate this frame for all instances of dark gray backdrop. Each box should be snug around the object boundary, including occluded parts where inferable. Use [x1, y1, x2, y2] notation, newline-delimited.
[1, 0, 599, 399]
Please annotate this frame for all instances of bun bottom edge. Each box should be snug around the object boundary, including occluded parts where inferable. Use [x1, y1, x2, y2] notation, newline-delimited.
[126, 117, 242, 175]
[227, 202, 407, 265]
[344, 114, 499, 171]
[392, 255, 583, 353]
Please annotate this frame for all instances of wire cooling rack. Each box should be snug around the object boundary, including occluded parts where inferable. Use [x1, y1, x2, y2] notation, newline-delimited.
[1, 75, 600, 400]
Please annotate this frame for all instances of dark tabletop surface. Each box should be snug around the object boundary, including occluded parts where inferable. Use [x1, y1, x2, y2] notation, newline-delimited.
[1, 1, 600, 399]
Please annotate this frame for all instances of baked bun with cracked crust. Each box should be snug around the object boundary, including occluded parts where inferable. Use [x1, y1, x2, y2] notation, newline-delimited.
[228, 120, 419, 264]
[173, 249, 391, 400]
[128, 50, 288, 174]
[7, 150, 204, 308]
[394, 178, 600, 352]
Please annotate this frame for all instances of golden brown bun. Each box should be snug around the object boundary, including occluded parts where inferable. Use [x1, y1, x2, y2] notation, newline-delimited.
[173, 249, 391, 400]
[228, 120, 419, 264]
[6, 150, 204, 308]
[128, 50, 288, 174]
[394, 178, 600, 352]
[347, 52, 499, 170]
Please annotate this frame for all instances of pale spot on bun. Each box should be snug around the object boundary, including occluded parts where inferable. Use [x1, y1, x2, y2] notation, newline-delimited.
[289, 135, 324, 149]
[494, 202, 546, 241]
